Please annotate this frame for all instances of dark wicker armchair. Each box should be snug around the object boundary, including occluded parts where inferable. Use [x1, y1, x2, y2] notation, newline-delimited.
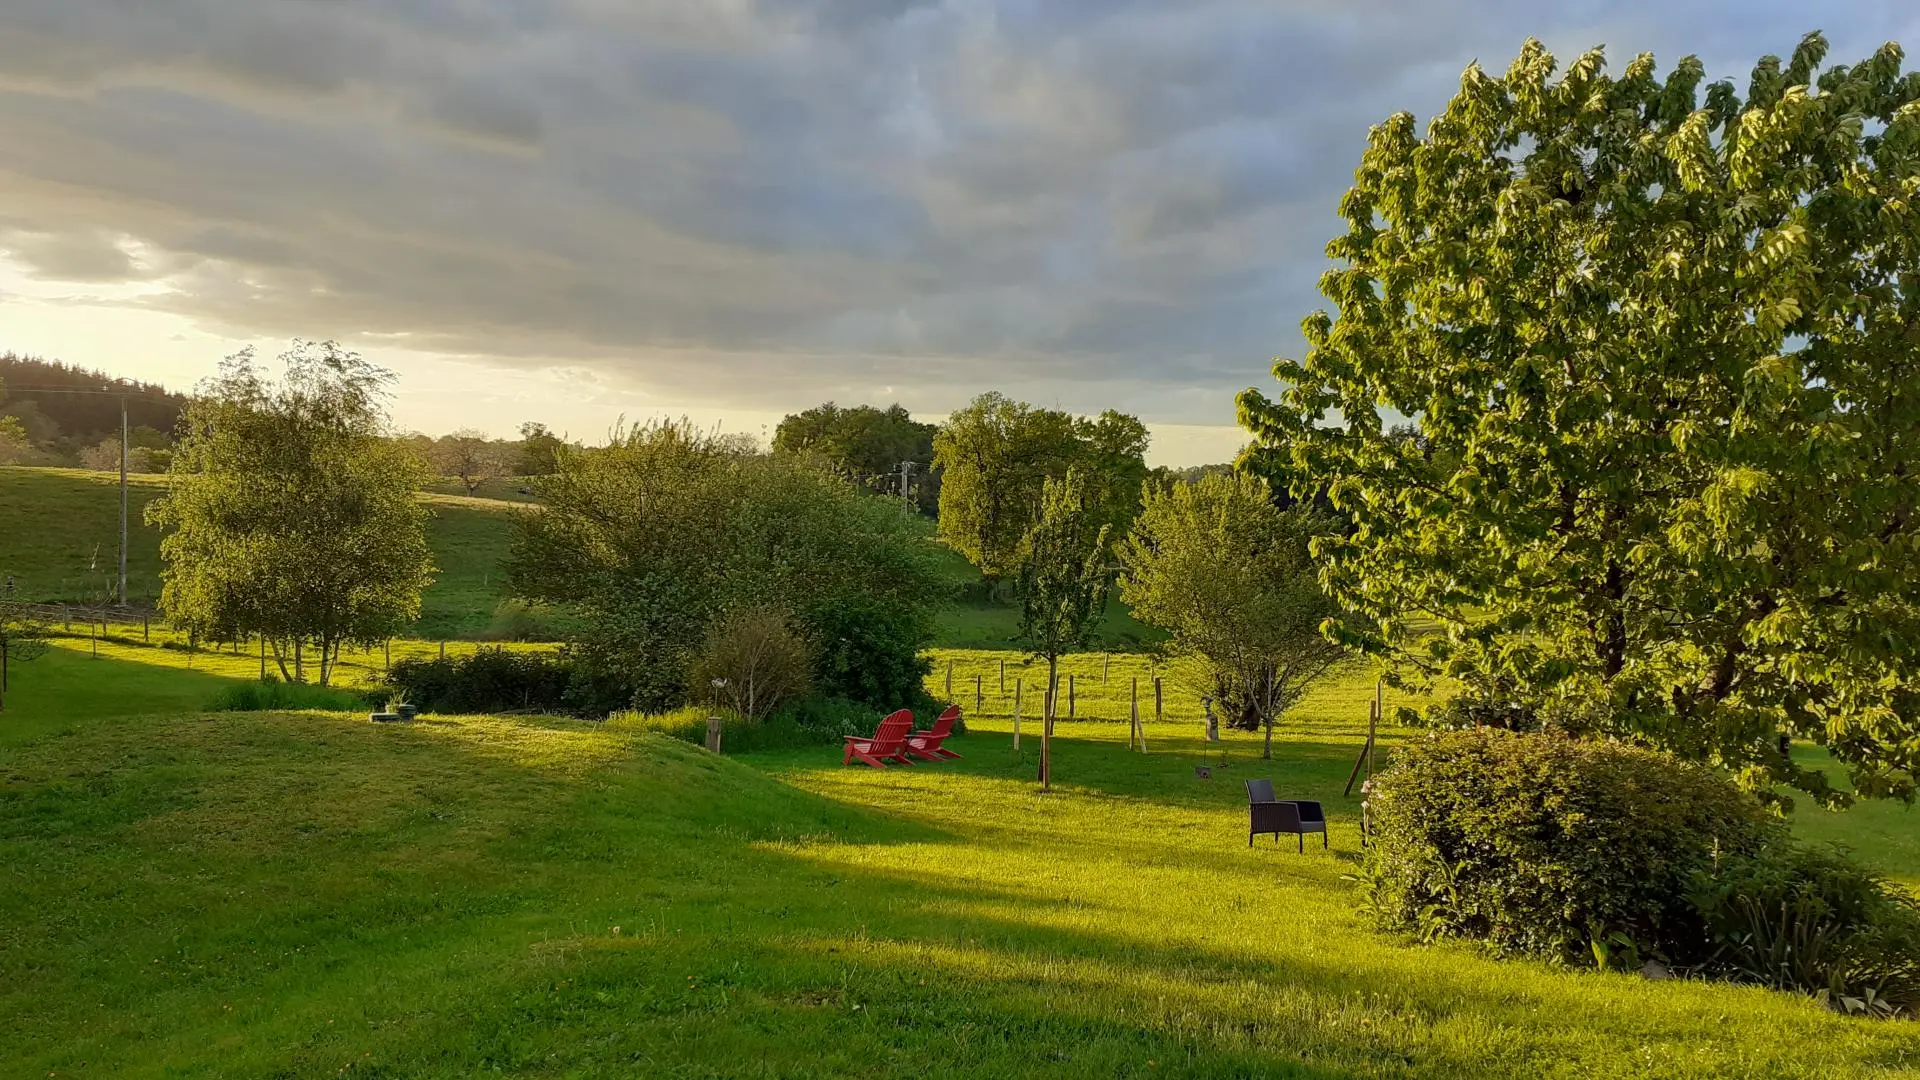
[1246, 779, 1327, 851]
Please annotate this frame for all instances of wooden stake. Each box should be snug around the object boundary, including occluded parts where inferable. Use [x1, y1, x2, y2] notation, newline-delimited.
[439, 640, 446, 660]
[1130, 691, 1141, 751]
[974, 673, 982, 713]
[1068, 674, 1076, 718]
[259, 635, 266, 681]
[998, 658, 1006, 693]
[1154, 677, 1163, 723]
[1013, 678, 1023, 750]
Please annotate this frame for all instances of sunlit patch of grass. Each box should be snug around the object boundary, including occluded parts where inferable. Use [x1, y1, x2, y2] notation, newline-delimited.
[2, 648, 1916, 1076]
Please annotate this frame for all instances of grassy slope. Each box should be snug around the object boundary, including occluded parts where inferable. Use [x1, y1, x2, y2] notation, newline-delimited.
[0, 467, 518, 638]
[1, 643, 1914, 1077]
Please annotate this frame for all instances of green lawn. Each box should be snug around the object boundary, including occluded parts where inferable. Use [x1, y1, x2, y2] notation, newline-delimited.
[1, 643, 1914, 1077]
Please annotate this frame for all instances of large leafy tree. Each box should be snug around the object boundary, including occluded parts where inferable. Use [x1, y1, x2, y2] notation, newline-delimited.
[1120, 474, 1348, 759]
[1239, 34, 1920, 806]
[1015, 469, 1111, 790]
[772, 402, 939, 510]
[149, 342, 435, 685]
[934, 393, 1149, 578]
[509, 421, 943, 713]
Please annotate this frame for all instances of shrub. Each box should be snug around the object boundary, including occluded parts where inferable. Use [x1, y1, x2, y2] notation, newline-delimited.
[507, 421, 945, 713]
[386, 649, 575, 715]
[607, 696, 902, 754]
[807, 596, 933, 712]
[686, 605, 812, 719]
[1689, 840, 1920, 1016]
[483, 600, 565, 642]
[209, 679, 374, 712]
[1360, 729, 1774, 963]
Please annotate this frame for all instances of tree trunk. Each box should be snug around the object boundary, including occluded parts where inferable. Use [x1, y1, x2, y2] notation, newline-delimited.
[1039, 657, 1058, 791]
[294, 639, 304, 683]
[269, 638, 294, 682]
[1263, 711, 1274, 759]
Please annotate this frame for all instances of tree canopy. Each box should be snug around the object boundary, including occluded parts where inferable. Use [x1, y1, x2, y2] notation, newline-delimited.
[934, 392, 1149, 578]
[1015, 468, 1111, 790]
[509, 421, 944, 713]
[1120, 473, 1347, 758]
[772, 402, 938, 511]
[1239, 33, 1920, 805]
[149, 342, 434, 685]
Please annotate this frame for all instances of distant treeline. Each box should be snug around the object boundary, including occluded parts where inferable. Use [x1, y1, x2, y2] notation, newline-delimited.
[0, 354, 187, 451]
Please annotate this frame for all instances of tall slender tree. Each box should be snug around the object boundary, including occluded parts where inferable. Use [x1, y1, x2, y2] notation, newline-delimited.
[1016, 469, 1111, 790]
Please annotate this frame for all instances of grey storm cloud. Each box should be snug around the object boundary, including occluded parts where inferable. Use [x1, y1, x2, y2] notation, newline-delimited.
[0, 0, 1915, 422]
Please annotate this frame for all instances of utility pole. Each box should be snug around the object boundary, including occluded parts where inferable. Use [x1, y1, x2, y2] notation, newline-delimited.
[897, 460, 915, 502]
[118, 393, 128, 606]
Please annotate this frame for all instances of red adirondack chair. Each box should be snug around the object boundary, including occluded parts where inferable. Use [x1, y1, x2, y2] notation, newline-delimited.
[905, 705, 963, 761]
[843, 708, 916, 768]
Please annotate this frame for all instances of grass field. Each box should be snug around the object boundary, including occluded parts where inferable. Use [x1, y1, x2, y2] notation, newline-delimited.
[2, 465, 1164, 648]
[1, 640, 1914, 1077]
[0, 467, 521, 638]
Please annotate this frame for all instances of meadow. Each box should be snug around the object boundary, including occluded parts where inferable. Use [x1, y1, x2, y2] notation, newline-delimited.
[0, 465, 1157, 650]
[1, 466, 523, 639]
[1, 639, 1915, 1078]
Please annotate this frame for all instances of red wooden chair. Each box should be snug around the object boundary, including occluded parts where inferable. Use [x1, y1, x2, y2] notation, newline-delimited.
[843, 709, 916, 768]
[905, 705, 963, 761]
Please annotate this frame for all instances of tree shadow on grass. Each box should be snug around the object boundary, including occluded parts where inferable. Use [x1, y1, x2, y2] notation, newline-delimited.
[9, 706, 1906, 1079]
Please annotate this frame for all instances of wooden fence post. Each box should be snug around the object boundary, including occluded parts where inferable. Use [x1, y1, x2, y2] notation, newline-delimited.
[1131, 678, 1139, 748]
[705, 715, 724, 753]
[1068, 674, 1076, 718]
[258, 636, 266, 681]
[143, 616, 149, 643]
[1013, 679, 1022, 750]
[974, 674, 982, 714]
[999, 658, 1006, 693]
[439, 640, 446, 660]
[1154, 677, 1163, 724]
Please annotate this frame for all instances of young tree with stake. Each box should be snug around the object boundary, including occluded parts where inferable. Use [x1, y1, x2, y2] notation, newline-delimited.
[1016, 469, 1110, 790]
[1120, 473, 1348, 759]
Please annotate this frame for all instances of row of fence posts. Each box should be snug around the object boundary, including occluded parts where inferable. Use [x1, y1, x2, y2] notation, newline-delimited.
[64, 611, 495, 680]
[944, 656, 1161, 752]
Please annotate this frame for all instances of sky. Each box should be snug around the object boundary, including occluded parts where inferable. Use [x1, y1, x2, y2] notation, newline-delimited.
[2, 2, 1915, 465]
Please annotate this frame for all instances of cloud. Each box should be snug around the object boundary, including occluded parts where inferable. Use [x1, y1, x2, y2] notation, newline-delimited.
[0, 0, 1914, 424]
